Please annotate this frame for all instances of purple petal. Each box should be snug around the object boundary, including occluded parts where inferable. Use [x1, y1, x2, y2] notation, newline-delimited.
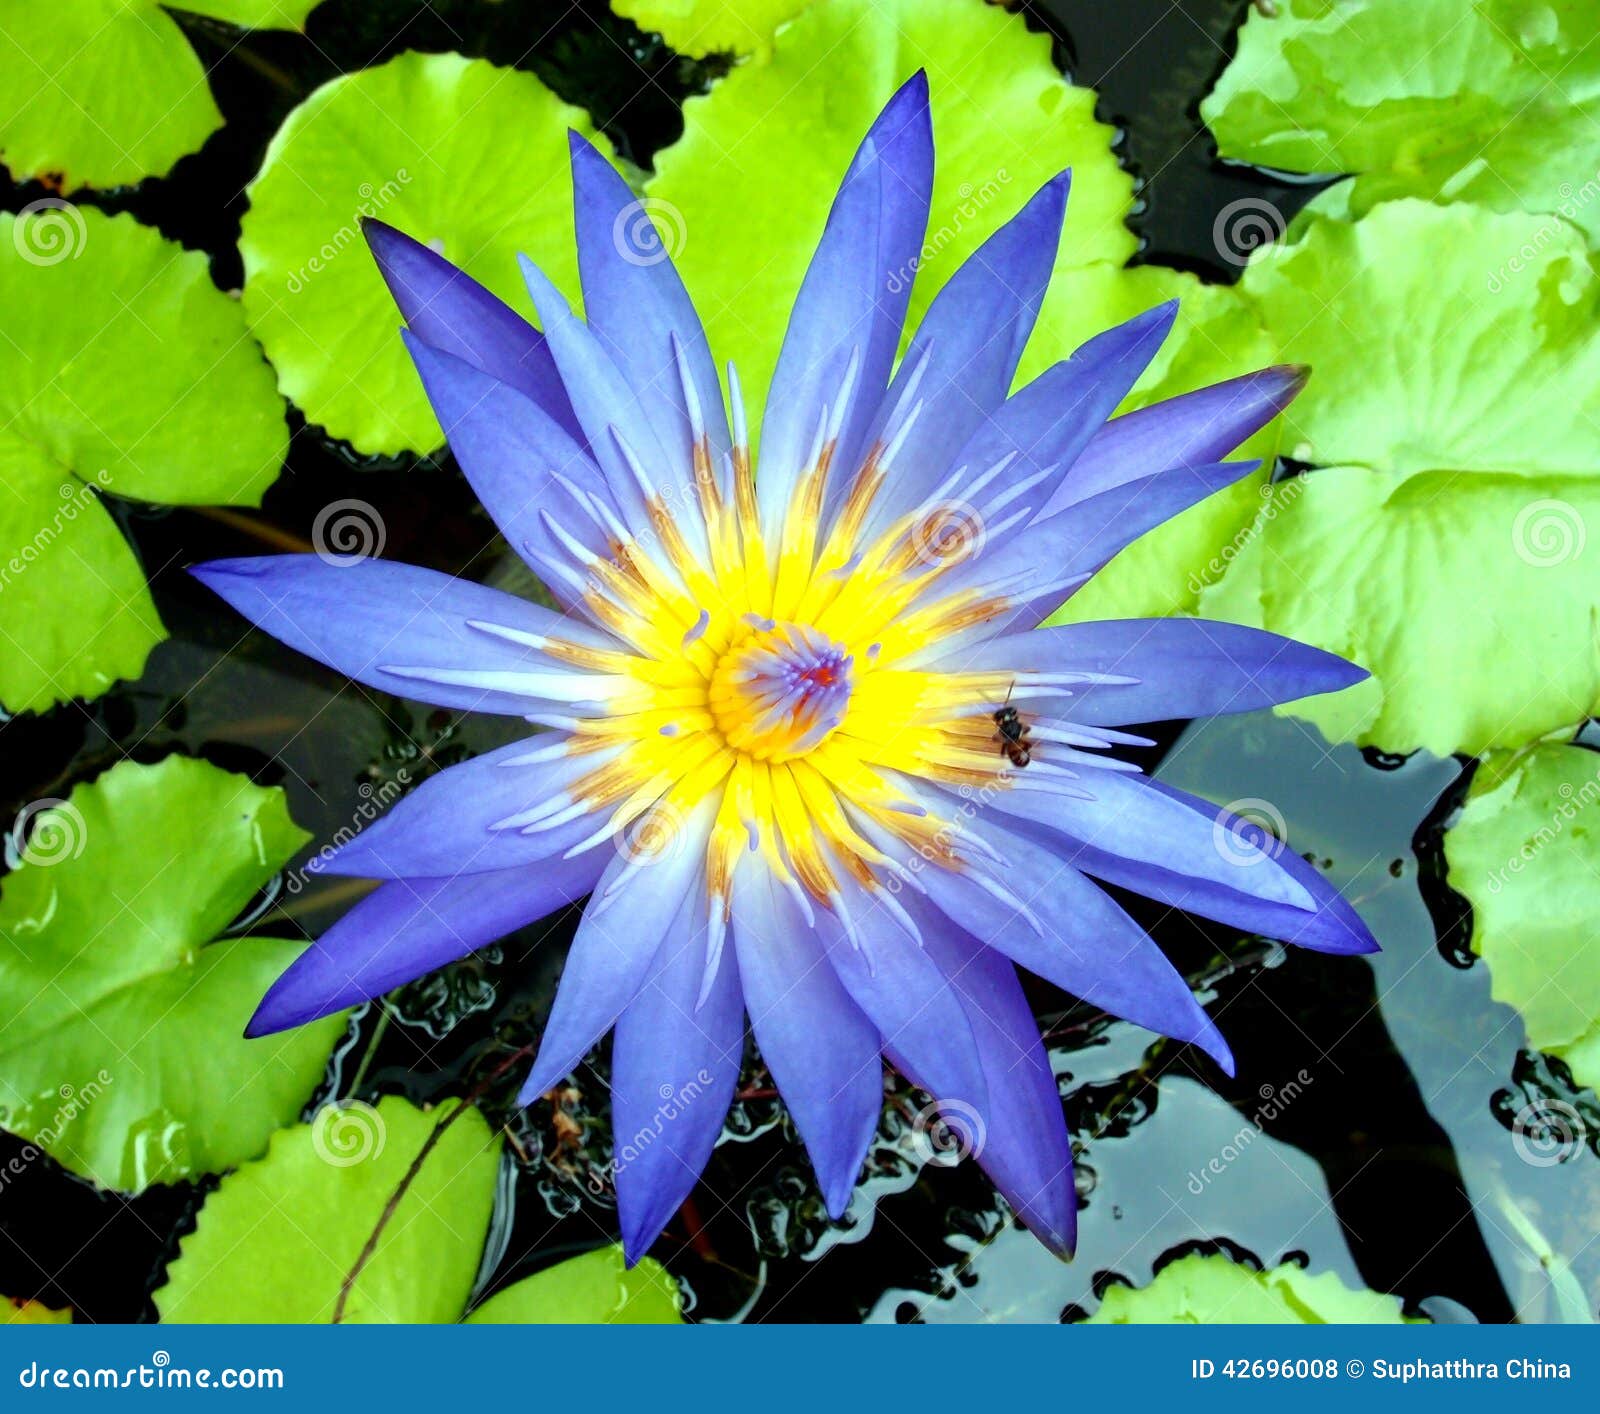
[568, 133, 729, 485]
[189, 555, 609, 715]
[363, 219, 581, 442]
[1143, 779, 1379, 955]
[519, 257, 705, 560]
[517, 802, 716, 1103]
[402, 333, 623, 583]
[612, 901, 744, 1264]
[916, 919, 1077, 1255]
[246, 855, 602, 1036]
[947, 460, 1260, 624]
[988, 773, 1378, 955]
[930, 618, 1368, 724]
[759, 72, 932, 532]
[955, 300, 1177, 501]
[902, 821, 1232, 1071]
[1054, 364, 1307, 512]
[963, 767, 1313, 910]
[731, 867, 882, 1217]
[816, 886, 989, 1122]
[315, 737, 621, 879]
[844, 172, 1069, 539]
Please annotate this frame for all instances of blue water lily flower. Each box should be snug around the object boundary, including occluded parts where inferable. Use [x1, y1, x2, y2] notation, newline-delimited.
[194, 73, 1376, 1261]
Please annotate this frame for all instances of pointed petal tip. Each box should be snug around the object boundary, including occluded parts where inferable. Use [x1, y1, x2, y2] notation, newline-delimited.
[360, 213, 398, 243]
[188, 556, 269, 590]
[1336, 923, 1382, 956]
[514, 1065, 553, 1108]
[1018, 168, 1072, 225]
[618, 1190, 677, 1269]
[1209, 1034, 1238, 1080]
[1040, 1224, 1077, 1261]
[1332, 657, 1372, 689]
[821, 1176, 855, 1222]
[397, 324, 432, 366]
[866, 69, 931, 147]
[1018, 1203, 1077, 1259]
[897, 67, 931, 107]
[243, 992, 302, 1040]
[619, 1225, 655, 1269]
[516, 253, 567, 319]
[565, 127, 613, 176]
[1281, 888, 1382, 955]
[1177, 1008, 1236, 1077]
[1149, 296, 1182, 334]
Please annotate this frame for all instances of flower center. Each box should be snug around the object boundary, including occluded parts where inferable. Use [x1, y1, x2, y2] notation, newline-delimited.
[706, 618, 853, 762]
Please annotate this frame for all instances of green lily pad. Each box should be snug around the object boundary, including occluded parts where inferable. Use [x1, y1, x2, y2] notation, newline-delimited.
[1200, 467, 1600, 757]
[1238, 198, 1600, 476]
[0, 756, 342, 1193]
[0, 430, 159, 711]
[648, 0, 1135, 441]
[0, 0, 320, 191]
[241, 50, 607, 455]
[0, 206, 286, 712]
[4, 1296, 71, 1325]
[1082, 1253, 1416, 1323]
[156, 1097, 501, 1323]
[1202, 0, 1600, 247]
[1030, 263, 1282, 623]
[612, 0, 812, 55]
[466, 1246, 682, 1323]
[1444, 744, 1600, 1094]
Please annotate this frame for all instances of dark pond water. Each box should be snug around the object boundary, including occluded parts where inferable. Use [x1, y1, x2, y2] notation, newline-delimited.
[1, 0, 1596, 1324]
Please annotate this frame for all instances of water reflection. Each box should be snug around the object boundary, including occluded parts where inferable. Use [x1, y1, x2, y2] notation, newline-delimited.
[873, 712, 1598, 1323]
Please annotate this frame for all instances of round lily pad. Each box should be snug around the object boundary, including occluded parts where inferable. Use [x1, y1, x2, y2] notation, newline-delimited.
[466, 1246, 682, 1323]
[156, 1097, 501, 1323]
[1031, 263, 1282, 624]
[241, 50, 608, 454]
[0, 0, 320, 191]
[0, 206, 287, 712]
[1239, 199, 1600, 477]
[612, 0, 812, 55]
[0, 756, 343, 1192]
[1200, 467, 1600, 757]
[1082, 1253, 1416, 1323]
[1445, 744, 1600, 1094]
[1203, 0, 1600, 247]
[647, 0, 1135, 437]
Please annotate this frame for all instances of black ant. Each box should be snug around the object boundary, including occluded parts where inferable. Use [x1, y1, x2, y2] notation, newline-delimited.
[992, 683, 1032, 769]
